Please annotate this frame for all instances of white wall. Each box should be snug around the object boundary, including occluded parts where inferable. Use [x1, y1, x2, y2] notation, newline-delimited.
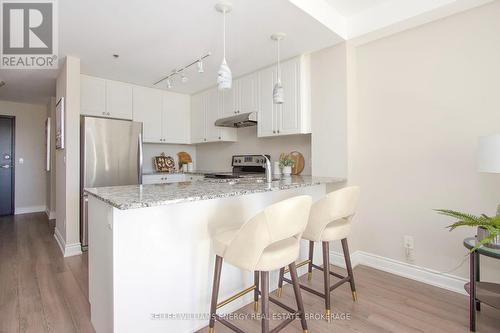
[55, 56, 82, 257]
[348, 1, 500, 281]
[196, 126, 311, 174]
[0, 100, 47, 214]
[142, 143, 196, 173]
[311, 43, 348, 179]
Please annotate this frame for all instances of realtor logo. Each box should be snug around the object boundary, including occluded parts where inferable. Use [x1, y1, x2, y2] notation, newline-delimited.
[1, 0, 58, 68]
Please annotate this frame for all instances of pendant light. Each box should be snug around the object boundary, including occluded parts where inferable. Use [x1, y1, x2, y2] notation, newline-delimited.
[215, 1, 232, 90]
[271, 33, 286, 104]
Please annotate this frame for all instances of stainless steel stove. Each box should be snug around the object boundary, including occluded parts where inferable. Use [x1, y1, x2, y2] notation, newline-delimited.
[204, 154, 271, 180]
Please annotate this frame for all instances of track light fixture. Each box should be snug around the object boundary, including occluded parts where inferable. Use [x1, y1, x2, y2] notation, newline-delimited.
[154, 52, 211, 88]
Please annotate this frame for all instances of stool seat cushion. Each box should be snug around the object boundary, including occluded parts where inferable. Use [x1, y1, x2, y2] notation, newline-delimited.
[211, 195, 313, 272]
[303, 218, 350, 242]
[302, 187, 360, 242]
[213, 227, 240, 257]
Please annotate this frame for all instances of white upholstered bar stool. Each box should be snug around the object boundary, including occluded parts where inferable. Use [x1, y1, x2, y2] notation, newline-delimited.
[208, 195, 313, 333]
[277, 186, 360, 321]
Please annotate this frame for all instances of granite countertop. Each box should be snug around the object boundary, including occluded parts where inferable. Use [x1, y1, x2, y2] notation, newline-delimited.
[142, 170, 219, 176]
[85, 176, 345, 210]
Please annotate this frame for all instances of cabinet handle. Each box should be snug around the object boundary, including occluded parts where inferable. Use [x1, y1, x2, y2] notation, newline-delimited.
[277, 130, 280, 134]
[273, 130, 276, 134]
[218, 136, 221, 140]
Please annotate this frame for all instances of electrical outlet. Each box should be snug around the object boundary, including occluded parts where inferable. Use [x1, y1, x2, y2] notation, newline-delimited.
[404, 235, 414, 249]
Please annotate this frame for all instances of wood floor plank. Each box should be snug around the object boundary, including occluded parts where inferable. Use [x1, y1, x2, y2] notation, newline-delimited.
[2, 213, 499, 333]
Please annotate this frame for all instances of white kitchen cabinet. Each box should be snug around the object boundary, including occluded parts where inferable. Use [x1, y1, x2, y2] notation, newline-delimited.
[221, 86, 237, 118]
[191, 88, 237, 143]
[257, 55, 311, 137]
[257, 66, 278, 137]
[105, 80, 133, 120]
[142, 173, 186, 185]
[237, 73, 259, 114]
[81, 75, 106, 117]
[133, 86, 163, 143]
[162, 92, 190, 144]
[205, 88, 222, 141]
[190, 93, 205, 143]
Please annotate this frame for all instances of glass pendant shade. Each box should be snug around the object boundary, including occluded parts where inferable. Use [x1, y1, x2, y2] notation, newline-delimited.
[218, 58, 232, 90]
[273, 79, 284, 104]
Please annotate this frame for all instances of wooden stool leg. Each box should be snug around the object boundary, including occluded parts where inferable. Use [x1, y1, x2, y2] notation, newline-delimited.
[289, 262, 309, 332]
[341, 238, 357, 301]
[254, 271, 260, 312]
[277, 267, 285, 297]
[261, 271, 270, 333]
[307, 241, 314, 281]
[208, 255, 223, 333]
[322, 241, 331, 322]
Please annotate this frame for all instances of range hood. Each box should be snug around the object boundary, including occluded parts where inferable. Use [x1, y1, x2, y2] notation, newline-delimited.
[214, 112, 257, 128]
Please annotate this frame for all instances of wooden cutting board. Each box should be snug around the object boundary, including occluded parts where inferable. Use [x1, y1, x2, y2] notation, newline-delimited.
[177, 151, 192, 169]
[289, 151, 305, 175]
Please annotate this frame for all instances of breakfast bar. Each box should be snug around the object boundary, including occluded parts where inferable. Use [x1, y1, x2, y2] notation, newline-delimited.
[85, 176, 344, 333]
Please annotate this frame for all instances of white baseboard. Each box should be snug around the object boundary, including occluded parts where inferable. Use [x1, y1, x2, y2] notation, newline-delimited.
[45, 208, 56, 220]
[330, 250, 467, 295]
[15, 205, 46, 215]
[54, 227, 82, 257]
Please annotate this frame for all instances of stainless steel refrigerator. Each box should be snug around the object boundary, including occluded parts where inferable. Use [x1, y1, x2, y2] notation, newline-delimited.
[80, 116, 143, 250]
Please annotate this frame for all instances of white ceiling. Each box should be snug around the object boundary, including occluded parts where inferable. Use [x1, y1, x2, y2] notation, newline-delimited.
[0, 0, 494, 105]
[324, 0, 388, 18]
[0, 0, 343, 104]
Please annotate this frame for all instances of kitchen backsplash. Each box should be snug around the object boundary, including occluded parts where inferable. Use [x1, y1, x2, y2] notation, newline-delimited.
[195, 126, 312, 174]
[142, 143, 196, 173]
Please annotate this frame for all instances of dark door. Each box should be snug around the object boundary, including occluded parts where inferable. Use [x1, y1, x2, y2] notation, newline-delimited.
[0, 116, 14, 216]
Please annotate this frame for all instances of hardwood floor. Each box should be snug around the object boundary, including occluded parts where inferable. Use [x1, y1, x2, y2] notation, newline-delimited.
[0, 213, 94, 333]
[1, 213, 499, 332]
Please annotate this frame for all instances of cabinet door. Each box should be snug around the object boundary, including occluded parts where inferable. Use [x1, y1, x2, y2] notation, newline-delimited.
[81, 75, 106, 117]
[257, 67, 277, 137]
[162, 91, 190, 144]
[238, 73, 258, 114]
[205, 88, 222, 142]
[278, 58, 301, 135]
[106, 80, 133, 120]
[132, 86, 162, 143]
[190, 93, 205, 143]
[221, 85, 237, 118]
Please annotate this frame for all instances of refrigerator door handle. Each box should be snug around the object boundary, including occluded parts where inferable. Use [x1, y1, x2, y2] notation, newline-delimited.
[138, 132, 143, 184]
[82, 195, 89, 250]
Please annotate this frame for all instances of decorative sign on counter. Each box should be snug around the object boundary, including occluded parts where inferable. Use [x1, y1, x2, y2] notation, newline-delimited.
[154, 153, 176, 172]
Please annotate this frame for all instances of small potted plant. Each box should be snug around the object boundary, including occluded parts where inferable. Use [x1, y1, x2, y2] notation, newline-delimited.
[279, 153, 295, 177]
[436, 209, 500, 251]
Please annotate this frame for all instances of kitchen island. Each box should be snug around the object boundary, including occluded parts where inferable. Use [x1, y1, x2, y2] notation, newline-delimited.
[85, 176, 344, 333]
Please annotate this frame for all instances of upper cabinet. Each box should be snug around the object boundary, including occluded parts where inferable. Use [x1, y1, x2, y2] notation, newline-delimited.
[257, 55, 311, 138]
[106, 81, 133, 120]
[81, 75, 106, 117]
[221, 73, 258, 117]
[81, 75, 133, 120]
[133, 86, 163, 142]
[81, 74, 191, 144]
[191, 87, 237, 144]
[162, 91, 190, 144]
[133, 87, 191, 144]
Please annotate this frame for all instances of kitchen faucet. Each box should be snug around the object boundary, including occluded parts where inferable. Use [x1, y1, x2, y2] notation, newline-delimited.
[262, 155, 272, 183]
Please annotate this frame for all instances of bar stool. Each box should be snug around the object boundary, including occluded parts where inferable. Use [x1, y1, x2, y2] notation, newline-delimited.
[277, 186, 360, 321]
[208, 195, 313, 333]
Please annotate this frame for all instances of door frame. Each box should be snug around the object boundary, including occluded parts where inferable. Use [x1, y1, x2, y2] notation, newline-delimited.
[0, 115, 15, 215]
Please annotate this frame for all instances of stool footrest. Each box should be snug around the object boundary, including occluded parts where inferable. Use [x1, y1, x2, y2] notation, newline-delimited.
[217, 285, 257, 309]
[283, 259, 311, 274]
[282, 277, 325, 298]
[311, 263, 346, 280]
